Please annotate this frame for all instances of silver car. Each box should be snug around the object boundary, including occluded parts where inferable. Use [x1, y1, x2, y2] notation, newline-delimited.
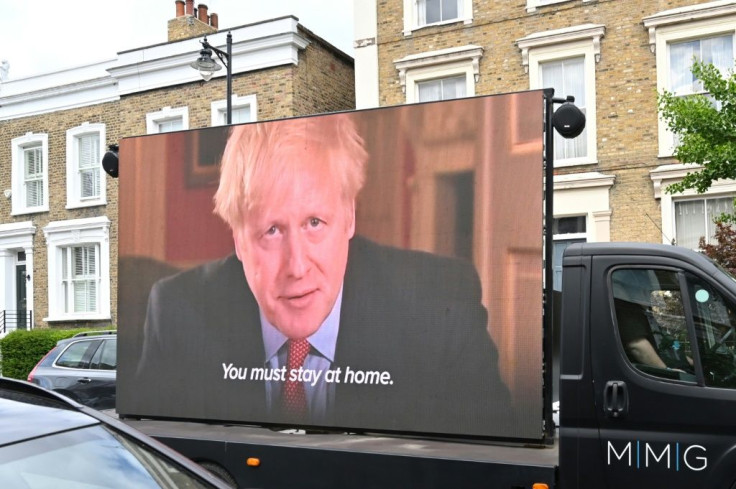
[27, 331, 116, 409]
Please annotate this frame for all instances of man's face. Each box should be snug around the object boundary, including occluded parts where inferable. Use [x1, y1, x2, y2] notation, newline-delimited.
[232, 163, 355, 340]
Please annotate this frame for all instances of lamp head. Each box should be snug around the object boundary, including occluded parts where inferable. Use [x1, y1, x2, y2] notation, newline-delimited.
[190, 46, 222, 81]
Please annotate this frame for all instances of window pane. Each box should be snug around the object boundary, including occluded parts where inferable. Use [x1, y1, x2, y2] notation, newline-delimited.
[675, 200, 705, 249]
[417, 75, 466, 102]
[675, 197, 734, 249]
[158, 118, 183, 133]
[64, 245, 99, 314]
[553, 216, 586, 235]
[78, 134, 100, 169]
[541, 57, 587, 160]
[25, 180, 42, 208]
[425, 0, 441, 23]
[231, 106, 251, 124]
[81, 168, 100, 199]
[612, 269, 695, 381]
[670, 35, 734, 95]
[421, 0, 459, 25]
[24, 146, 44, 207]
[56, 341, 99, 369]
[686, 274, 736, 388]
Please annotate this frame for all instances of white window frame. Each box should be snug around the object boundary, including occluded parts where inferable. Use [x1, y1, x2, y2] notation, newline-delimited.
[403, 0, 473, 36]
[146, 106, 189, 134]
[651, 163, 736, 247]
[43, 217, 111, 322]
[211, 94, 258, 126]
[11, 133, 49, 216]
[518, 24, 603, 167]
[553, 171, 615, 244]
[525, 0, 594, 14]
[66, 123, 106, 209]
[394, 45, 482, 104]
[643, 2, 736, 158]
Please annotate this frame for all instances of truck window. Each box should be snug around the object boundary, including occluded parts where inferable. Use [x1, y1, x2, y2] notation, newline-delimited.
[685, 274, 736, 388]
[612, 268, 736, 388]
[611, 269, 695, 381]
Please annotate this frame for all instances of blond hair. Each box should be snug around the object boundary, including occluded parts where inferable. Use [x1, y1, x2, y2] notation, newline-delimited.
[214, 113, 368, 230]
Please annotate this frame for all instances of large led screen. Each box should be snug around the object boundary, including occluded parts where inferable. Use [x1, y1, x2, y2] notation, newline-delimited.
[116, 91, 545, 440]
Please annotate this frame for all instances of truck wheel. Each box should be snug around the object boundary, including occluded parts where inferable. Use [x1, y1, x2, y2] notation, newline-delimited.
[199, 461, 237, 488]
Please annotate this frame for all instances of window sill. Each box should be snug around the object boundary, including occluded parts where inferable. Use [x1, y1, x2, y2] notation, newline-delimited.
[404, 17, 472, 36]
[45, 314, 111, 322]
[11, 206, 50, 217]
[66, 199, 107, 210]
[555, 157, 598, 168]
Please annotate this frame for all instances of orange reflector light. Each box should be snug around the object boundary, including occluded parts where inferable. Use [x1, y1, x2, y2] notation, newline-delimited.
[246, 458, 261, 467]
[532, 484, 549, 489]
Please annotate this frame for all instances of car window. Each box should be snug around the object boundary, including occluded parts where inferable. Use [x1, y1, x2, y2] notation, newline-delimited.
[55, 340, 101, 369]
[90, 339, 117, 370]
[0, 424, 215, 488]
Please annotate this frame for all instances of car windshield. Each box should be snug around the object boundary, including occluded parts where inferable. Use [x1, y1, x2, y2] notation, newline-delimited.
[0, 424, 213, 489]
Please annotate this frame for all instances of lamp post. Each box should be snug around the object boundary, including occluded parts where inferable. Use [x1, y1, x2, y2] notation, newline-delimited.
[190, 31, 232, 124]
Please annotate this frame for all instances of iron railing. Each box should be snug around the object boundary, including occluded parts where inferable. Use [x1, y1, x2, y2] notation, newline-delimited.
[1, 310, 33, 335]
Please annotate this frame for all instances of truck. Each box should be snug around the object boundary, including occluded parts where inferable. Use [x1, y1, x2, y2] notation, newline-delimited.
[113, 89, 736, 488]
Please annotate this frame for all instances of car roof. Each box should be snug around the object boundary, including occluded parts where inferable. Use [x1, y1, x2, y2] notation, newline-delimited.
[0, 379, 98, 446]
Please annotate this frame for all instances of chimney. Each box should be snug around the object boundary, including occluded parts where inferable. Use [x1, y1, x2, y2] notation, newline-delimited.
[197, 4, 208, 23]
[168, 0, 218, 42]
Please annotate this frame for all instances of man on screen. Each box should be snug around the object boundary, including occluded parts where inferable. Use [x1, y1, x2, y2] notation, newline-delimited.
[137, 114, 512, 436]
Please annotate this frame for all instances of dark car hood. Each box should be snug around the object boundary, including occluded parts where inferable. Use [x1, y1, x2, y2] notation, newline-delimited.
[0, 396, 98, 446]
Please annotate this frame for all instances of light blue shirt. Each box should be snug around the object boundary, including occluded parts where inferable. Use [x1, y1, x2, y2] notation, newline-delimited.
[261, 287, 342, 423]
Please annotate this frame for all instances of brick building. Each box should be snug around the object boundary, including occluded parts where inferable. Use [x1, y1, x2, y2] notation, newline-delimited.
[353, 0, 736, 287]
[0, 1, 354, 332]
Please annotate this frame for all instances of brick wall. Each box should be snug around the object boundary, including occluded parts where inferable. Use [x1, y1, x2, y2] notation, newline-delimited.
[373, 0, 716, 243]
[0, 28, 354, 330]
[0, 101, 121, 329]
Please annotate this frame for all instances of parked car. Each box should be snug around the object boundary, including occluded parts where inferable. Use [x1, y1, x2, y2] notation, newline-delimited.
[27, 331, 117, 409]
[0, 377, 232, 488]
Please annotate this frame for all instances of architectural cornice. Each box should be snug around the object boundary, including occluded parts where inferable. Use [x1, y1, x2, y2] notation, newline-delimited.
[517, 24, 605, 72]
[553, 171, 616, 190]
[0, 17, 312, 119]
[393, 45, 483, 92]
[643, 1, 736, 53]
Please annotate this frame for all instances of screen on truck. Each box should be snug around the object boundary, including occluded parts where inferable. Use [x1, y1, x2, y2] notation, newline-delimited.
[116, 91, 545, 440]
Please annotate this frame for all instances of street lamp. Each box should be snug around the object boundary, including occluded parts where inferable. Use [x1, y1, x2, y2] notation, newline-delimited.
[190, 32, 232, 124]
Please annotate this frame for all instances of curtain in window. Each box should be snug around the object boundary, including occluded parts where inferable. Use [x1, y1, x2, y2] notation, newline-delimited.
[231, 106, 251, 124]
[706, 196, 735, 241]
[417, 75, 466, 102]
[540, 57, 587, 160]
[23, 146, 43, 207]
[675, 200, 706, 249]
[417, 0, 427, 25]
[675, 197, 734, 249]
[670, 35, 733, 96]
[78, 134, 100, 199]
[418, 0, 459, 25]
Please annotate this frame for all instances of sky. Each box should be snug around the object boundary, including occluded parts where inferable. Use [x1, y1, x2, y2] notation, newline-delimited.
[0, 0, 354, 80]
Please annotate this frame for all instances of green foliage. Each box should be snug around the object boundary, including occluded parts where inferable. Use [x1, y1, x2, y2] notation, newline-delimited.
[658, 61, 736, 194]
[0, 328, 112, 380]
[699, 220, 736, 276]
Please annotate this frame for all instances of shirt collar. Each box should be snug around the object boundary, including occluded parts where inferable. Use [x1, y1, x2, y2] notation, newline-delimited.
[261, 286, 343, 364]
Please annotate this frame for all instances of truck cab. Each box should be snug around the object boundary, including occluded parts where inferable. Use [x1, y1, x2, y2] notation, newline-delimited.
[559, 242, 736, 489]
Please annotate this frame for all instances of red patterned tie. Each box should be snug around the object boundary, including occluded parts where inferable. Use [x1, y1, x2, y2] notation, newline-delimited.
[282, 339, 310, 421]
